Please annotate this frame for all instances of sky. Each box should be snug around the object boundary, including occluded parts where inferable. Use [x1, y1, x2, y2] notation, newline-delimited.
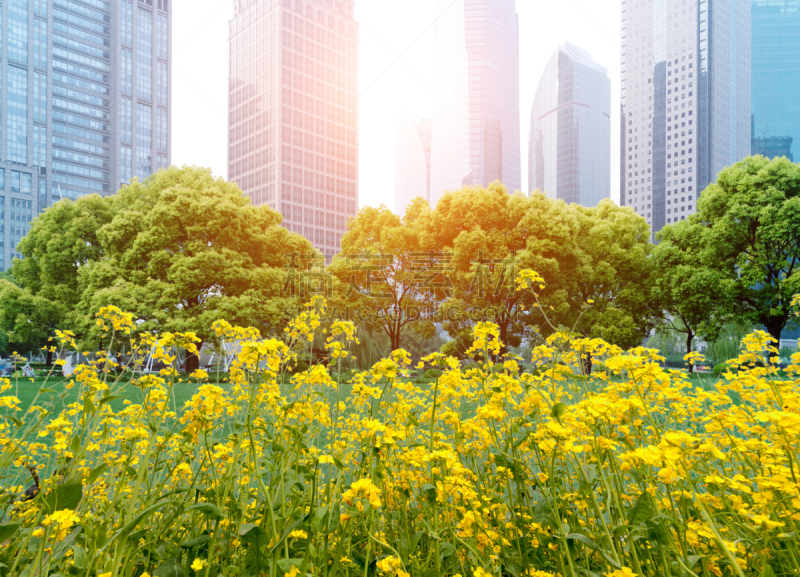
[172, 0, 623, 209]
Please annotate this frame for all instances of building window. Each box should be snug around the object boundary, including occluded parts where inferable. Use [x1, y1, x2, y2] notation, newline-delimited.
[33, 126, 47, 168]
[158, 14, 168, 59]
[39, 180, 48, 212]
[7, 67, 29, 165]
[137, 103, 152, 179]
[34, 0, 48, 17]
[121, 146, 133, 185]
[8, 0, 29, 63]
[122, 0, 134, 46]
[0, 170, 5, 189]
[34, 19, 48, 70]
[34, 73, 47, 123]
[137, 9, 153, 100]
[157, 61, 168, 106]
[157, 108, 167, 152]
[121, 98, 133, 144]
[11, 199, 33, 260]
[122, 49, 133, 95]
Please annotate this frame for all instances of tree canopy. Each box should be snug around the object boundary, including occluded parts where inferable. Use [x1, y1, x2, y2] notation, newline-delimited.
[687, 155, 800, 345]
[4, 166, 313, 367]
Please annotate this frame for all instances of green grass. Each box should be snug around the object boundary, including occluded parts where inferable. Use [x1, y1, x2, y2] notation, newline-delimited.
[9, 365, 728, 418]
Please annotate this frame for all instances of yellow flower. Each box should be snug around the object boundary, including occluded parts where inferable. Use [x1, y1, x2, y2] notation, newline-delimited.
[605, 569, 637, 577]
[191, 558, 207, 571]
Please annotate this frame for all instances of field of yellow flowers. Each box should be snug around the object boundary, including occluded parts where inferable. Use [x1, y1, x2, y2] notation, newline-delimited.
[1, 276, 799, 577]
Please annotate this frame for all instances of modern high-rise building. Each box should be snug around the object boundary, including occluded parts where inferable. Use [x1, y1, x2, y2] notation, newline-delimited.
[751, 0, 800, 162]
[529, 43, 610, 207]
[394, 112, 431, 215]
[429, 0, 520, 205]
[228, 0, 359, 259]
[0, 0, 172, 270]
[621, 0, 750, 239]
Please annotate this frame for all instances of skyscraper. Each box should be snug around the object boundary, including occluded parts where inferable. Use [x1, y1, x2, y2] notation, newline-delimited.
[751, 0, 800, 162]
[529, 43, 610, 207]
[394, 113, 431, 216]
[228, 0, 359, 259]
[621, 0, 750, 238]
[0, 0, 172, 270]
[429, 0, 520, 205]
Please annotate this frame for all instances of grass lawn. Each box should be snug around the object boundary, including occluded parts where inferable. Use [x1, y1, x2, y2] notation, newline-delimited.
[8, 365, 730, 418]
[10, 372, 230, 416]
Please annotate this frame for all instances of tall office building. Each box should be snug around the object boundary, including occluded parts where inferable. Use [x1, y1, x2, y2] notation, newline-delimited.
[394, 112, 431, 216]
[621, 0, 750, 239]
[0, 0, 172, 270]
[529, 43, 610, 207]
[228, 0, 359, 259]
[751, 0, 800, 162]
[429, 0, 520, 205]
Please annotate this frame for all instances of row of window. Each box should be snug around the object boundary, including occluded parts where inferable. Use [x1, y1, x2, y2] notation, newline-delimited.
[0, 169, 32, 194]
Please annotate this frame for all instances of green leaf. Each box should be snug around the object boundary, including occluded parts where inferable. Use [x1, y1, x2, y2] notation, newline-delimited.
[238, 523, 269, 547]
[566, 534, 622, 569]
[550, 402, 566, 420]
[0, 523, 19, 542]
[760, 565, 777, 577]
[86, 464, 108, 486]
[103, 500, 178, 549]
[5, 416, 22, 427]
[440, 542, 455, 559]
[310, 504, 329, 532]
[154, 556, 184, 577]
[44, 475, 83, 512]
[187, 502, 224, 520]
[99, 395, 124, 406]
[277, 559, 303, 573]
[627, 492, 655, 525]
[645, 520, 670, 546]
[181, 534, 211, 548]
[421, 483, 437, 501]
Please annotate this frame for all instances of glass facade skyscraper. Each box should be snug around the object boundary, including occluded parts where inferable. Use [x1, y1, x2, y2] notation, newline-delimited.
[0, 0, 172, 270]
[228, 0, 359, 259]
[394, 112, 431, 216]
[621, 0, 750, 240]
[529, 43, 610, 207]
[430, 0, 520, 206]
[751, 0, 800, 162]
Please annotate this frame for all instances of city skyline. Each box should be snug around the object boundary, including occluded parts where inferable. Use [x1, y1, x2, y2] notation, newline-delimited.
[172, 0, 623, 209]
[530, 42, 611, 207]
[0, 0, 171, 270]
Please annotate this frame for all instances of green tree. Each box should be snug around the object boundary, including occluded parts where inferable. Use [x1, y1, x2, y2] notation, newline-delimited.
[76, 166, 313, 369]
[691, 155, 800, 348]
[11, 167, 312, 371]
[651, 220, 730, 371]
[0, 281, 63, 364]
[519, 198, 658, 356]
[417, 182, 538, 351]
[330, 204, 436, 352]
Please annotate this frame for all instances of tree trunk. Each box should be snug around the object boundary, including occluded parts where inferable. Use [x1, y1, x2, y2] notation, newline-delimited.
[390, 331, 400, 353]
[765, 320, 784, 363]
[583, 352, 593, 376]
[686, 332, 694, 374]
[46, 348, 53, 367]
[184, 340, 203, 373]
